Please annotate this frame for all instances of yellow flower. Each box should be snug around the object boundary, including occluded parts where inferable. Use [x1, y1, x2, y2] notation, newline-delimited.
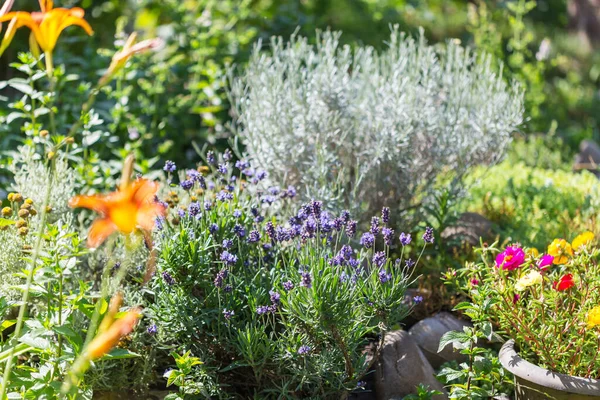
[587, 306, 600, 329]
[526, 247, 539, 258]
[547, 239, 573, 265]
[572, 231, 594, 251]
[515, 270, 543, 291]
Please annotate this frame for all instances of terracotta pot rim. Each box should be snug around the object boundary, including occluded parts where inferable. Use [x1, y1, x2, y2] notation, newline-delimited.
[499, 339, 600, 396]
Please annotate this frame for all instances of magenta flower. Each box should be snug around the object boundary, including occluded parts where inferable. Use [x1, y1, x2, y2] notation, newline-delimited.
[470, 278, 479, 286]
[495, 246, 525, 270]
[537, 254, 554, 271]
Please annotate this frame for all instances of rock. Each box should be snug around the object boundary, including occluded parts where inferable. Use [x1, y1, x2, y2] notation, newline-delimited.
[574, 140, 600, 177]
[408, 312, 472, 369]
[441, 212, 493, 246]
[374, 330, 447, 400]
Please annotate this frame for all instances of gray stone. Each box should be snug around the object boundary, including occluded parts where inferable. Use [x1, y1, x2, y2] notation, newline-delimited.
[374, 330, 447, 400]
[574, 140, 600, 177]
[408, 312, 472, 369]
[441, 212, 493, 246]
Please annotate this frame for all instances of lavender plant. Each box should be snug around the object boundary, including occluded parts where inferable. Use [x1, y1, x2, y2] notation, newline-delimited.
[228, 28, 524, 220]
[143, 151, 431, 398]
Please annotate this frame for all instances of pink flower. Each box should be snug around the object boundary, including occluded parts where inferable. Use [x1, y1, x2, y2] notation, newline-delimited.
[537, 254, 554, 271]
[495, 246, 525, 271]
[470, 278, 479, 286]
[513, 294, 521, 304]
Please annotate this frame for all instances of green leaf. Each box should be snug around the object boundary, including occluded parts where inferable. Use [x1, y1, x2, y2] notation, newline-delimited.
[8, 82, 34, 96]
[98, 348, 140, 360]
[0, 218, 15, 228]
[438, 330, 470, 352]
[452, 302, 473, 311]
[19, 333, 50, 350]
[0, 343, 34, 363]
[0, 320, 16, 332]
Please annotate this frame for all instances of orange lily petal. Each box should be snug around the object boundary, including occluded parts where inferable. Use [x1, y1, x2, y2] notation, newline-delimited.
[132, 180, 159, 206]
[38, 0, 52, 13]
[86, 309, 141, 360]
[69, 194, 109, 214]
[137, 203, 165, 232]
[87, 218, 117, 248]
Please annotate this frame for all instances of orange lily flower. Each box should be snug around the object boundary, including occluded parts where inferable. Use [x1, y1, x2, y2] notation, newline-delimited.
[99, 32, 163, 87]
[69, 178, 166, 248]
[0, 0, 92, 71]
[85, 308, 141, 360]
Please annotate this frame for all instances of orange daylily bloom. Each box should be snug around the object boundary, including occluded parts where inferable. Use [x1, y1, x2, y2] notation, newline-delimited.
[99, 32, 163, 87]
[69, 178, 166, 248]
[0, 0, 92, 55]
[85, 308, 141, 360]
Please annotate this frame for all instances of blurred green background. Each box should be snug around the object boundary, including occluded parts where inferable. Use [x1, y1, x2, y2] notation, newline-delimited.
[0, 0, 597, 167]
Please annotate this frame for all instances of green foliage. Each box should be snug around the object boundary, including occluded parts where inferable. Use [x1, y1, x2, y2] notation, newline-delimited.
[463, 158, 600, 249]
[403, 383, 444, 400]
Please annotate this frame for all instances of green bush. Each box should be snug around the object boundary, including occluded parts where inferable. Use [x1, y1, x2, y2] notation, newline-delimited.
[463, 160, 600, 249]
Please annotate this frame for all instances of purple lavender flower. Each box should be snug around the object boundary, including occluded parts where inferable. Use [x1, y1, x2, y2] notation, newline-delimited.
[248, 230, 261, 243]
[405, 258, 415, 268]
[214, 269, 229, 287]
[340, 271, 349, 282]
[217, 163, 228, 174]
[220, 251, 238, 266]
[283, 280, 294, 291]
[268, 186, 280, 196]
[147, 324, 158, 335]
[235, 160, 250, 170]
[379, 269, 392, 283]
[346, 220, 357, 238]
[243, 167, 255, 177]
[222, 239, 233, 249]
[413, 295, 423, 304]
[341, 210, 350, 223]
[329, 254, 344, 266]
[339, 245, 354, 260]
[216, 190, 233, 202]
[300, 269, 312, 288]
[261, 195, 277, 205]
[347, 258, 360, 269]
[320, 213, 334, 233]
[298, 345, 311, 355]
[155, 216, 165, 231]
[422, 227, 434, 243]
[285, 185, 297, 198]
[382, 227, 394, 246]
[163, 160, 176, 172]
[233, 224, 246, 238]
[187, 169, 201, 180]
[381, 207, 390, 224]
[372, 251, 387, 267]
[256, 305, 269, 315]
[180, 179, 193, 191]
[222, 309, 235, 320]
[207, 151, 215, 165]
[399, 232, 412, 246]
[356, 381, 366, 389]
[162, 271, 176, 286]
[310, 200, 322, 218]
[224, 284, 232, 293]
[188, 202, 201, 218]
[177, 209, 186, 218]
[233, 209, 242, 218]
[207, 181, 215, 190]
[223, 149, 232, 161]
[333, 217, 344, 231]
[256, 170, 267, 180]
[370, 216, 380, 236]
[269, 290, 281, 305]
[275, 226, 290, 242]
[360, 232, 375, 249]
[209, 223, 219, 234]
[204, 200, 212, 211]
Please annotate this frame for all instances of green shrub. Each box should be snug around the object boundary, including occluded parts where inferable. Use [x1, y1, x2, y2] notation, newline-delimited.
[463, 160, 600, 249]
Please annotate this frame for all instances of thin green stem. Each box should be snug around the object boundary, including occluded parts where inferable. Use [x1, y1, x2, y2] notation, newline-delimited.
[0, 158, 55, 398]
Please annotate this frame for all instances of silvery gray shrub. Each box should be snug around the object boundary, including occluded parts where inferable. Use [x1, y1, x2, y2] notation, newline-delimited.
[228, 28, 524, 220]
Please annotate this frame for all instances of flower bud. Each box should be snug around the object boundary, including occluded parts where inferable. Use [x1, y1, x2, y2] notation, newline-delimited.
[40, 129, 49, 137]
[17, 209, 29, 218]
[1, 207, 12, 217]
[18, 227, 29, 236]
